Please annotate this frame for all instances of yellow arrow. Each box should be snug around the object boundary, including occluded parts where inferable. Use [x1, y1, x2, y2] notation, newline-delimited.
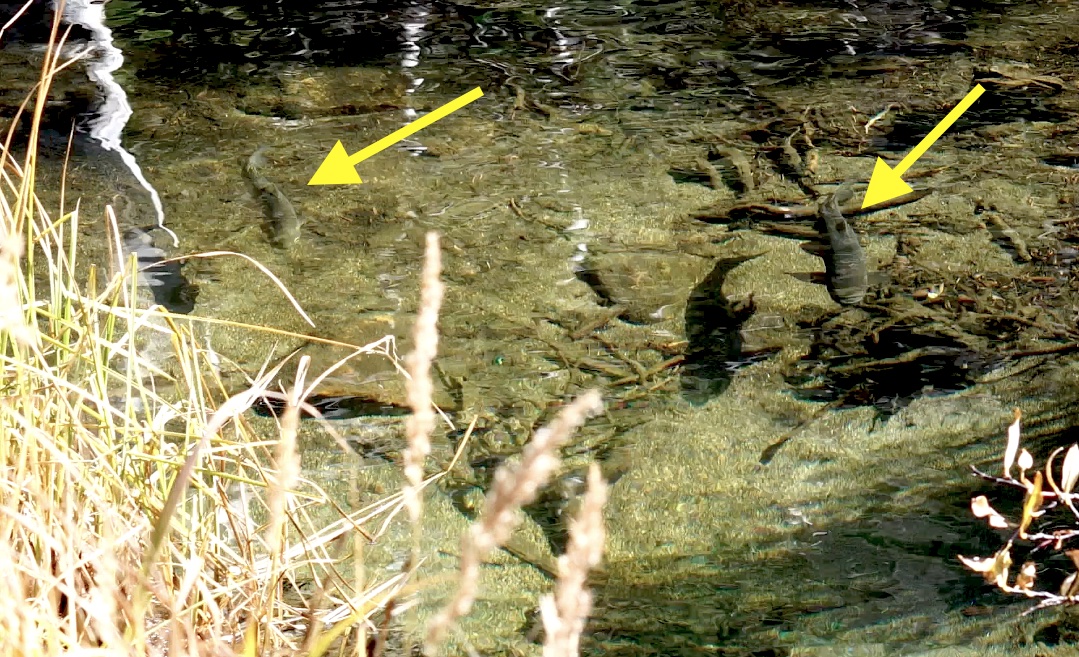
[308, 86, 484, 185]
[862, 84, 985, 209]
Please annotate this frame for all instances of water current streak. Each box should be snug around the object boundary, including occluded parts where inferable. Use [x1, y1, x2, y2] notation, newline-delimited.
[540, 7, 589, 268]
[59, 0, 177, 245]
[399, 2, 430, 147]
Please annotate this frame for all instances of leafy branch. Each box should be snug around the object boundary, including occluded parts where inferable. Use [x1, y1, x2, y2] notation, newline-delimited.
[962, 408, 1079, 613]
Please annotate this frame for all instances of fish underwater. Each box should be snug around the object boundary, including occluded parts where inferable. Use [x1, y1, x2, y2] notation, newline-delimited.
[242, 146, 302, 248]
[818, 185, 868, 305]
[120, 226, 198, 314]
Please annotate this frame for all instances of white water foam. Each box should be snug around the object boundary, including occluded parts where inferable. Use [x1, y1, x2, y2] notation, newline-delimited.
[59, 0, 177, 245]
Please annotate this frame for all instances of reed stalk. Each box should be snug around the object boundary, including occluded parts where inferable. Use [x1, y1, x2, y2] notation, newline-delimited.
[0, 11, 412, 656]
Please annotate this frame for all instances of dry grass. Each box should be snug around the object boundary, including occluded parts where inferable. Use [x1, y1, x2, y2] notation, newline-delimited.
[539, 463, 607, 657]
[425, 390, 604, 652]
[0, 11, 417, 656]
[963, 409, 1079, 613]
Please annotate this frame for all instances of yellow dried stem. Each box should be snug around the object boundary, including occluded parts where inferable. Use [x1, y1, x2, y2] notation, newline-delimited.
[1018, 471, 1043, 539]
[1063, 445, 1079, 494]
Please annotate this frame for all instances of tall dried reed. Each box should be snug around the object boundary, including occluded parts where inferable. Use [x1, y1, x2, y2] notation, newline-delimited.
[424, 389, 604, 652]
[0, 10, 415, 656]
[4, 9, 612, 657]
[404, 232, 444, 559]
[540, 462, 607, 657]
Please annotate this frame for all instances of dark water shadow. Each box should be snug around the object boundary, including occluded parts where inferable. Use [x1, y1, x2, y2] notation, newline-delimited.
[681, 254, 762, 405]
[880, 93, 1071, 153]
[786, 325, 1004, 420]
[576, 410, 1079, 656]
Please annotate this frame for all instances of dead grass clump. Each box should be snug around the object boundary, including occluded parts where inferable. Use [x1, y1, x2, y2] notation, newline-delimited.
[424, 390, 605, 652]
[0, 11, 414, 656]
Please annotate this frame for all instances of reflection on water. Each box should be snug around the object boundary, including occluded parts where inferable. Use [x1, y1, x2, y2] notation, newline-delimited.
[8, 0, 1079, 654]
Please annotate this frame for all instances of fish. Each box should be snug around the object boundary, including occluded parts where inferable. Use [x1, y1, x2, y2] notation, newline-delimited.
[819, 185, 868, 305]
[681, 254, 763, 404]
[121, 226, 198, 314]
[242, 146, 302, 247]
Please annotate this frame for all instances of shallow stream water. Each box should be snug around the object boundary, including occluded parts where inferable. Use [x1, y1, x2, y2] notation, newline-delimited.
[8, 1, 1079, 655]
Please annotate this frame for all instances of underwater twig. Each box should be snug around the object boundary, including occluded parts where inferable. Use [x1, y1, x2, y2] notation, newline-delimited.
[757, 400, 841, 465]
[568, 305, 626, 340]
[576, 357, 634, 381]
[826, 346, 971, 376]
[998, 342, 1079, 360]
[712, 146, 755, 193]
[695, 188, 933, 224]
[696, 156, 725, 191]
[610, 355, 684, 387]
[984, 211, 1031, 262]
[971, 343, 1079, 385]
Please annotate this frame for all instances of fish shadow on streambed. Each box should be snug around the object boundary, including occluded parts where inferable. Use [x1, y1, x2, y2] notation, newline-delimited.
[681, 254, 777, 405]
[786, 325, 1005, 423]
[251, 395, 410, 421]
[121, 226, 198, 314]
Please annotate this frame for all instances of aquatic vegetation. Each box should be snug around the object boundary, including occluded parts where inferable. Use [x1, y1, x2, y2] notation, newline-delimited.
[962, 409, 1079, 613]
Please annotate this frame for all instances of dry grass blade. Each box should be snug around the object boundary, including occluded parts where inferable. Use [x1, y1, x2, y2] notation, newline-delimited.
[168, 250, 316, 327]
[0, 1, 35, 40]
[142, 357, 290, 575]
[1003, 407, 1021, 479]
[540, 462, 608, 657]
[1063, 445, 1079, 494]
[0, 12, 417, 655]
[404, 232, 444, 554]
[425, 389, 603, 652]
